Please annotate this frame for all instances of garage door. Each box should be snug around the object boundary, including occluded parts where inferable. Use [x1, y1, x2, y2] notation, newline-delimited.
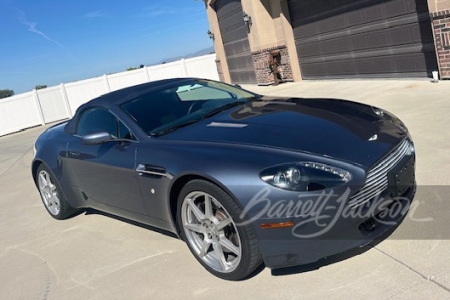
[215, 0, 256, 83]
[288, 0, 438, 79]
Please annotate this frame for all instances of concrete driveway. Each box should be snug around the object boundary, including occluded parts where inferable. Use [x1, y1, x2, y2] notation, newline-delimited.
[1, 79, 449, 299]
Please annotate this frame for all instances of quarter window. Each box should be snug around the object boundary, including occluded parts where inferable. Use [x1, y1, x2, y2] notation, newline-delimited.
[77, 108, 117, 137]
[118, 121, 133, 140]
[76, 108, 134, 141]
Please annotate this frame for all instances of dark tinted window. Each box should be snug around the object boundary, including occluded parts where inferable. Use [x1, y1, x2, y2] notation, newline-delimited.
[121, 79, 256, 135]
[77, 108, 118, 137]
[121, 89, 189, 135]
[118, 121, 134, 140]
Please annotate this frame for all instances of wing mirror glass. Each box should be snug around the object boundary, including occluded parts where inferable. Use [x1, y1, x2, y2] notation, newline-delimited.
[82, 132, 112, 145]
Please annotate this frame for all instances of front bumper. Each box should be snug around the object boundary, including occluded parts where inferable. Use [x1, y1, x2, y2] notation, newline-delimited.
[258, 183, 416, 269]
[234, 140, 416, 268]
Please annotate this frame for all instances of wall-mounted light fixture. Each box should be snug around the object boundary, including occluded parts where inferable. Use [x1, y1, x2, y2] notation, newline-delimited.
[207, 30, 215, 40]
[243, 12, 252, 33]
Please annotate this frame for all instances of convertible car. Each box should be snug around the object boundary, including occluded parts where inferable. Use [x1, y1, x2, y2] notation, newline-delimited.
[32, 78, 416, 280]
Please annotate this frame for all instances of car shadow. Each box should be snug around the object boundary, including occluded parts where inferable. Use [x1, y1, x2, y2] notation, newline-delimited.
[81, 208, 268, 281]
[83, 208, 179, 239]
[78, 208, 403, 280]
[271, 223, 399, 277]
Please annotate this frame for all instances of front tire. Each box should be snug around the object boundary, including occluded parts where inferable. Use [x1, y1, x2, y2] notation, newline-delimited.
[177, 180, 262, 280]
[36, 164, 78, 220]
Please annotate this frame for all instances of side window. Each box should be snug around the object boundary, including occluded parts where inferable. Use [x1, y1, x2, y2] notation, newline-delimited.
[118, 121, 134, 140]
[77, 108, 118, 137]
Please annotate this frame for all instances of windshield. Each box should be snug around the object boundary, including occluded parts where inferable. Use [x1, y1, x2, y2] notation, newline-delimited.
[121, 79, 258, 136]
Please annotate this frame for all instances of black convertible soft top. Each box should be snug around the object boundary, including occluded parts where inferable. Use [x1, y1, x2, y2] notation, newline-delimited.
[83, 77, 193, 107]
[64, 77, 196, 134]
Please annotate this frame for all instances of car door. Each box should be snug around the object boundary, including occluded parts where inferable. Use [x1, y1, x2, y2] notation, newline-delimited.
[66, 107, 148, 214]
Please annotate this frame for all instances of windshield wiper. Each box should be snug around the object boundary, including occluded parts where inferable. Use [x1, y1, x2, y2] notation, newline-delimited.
[203, 101, 247, 118]
[149, 119, 200, 137]
[150, 101, 247, 137]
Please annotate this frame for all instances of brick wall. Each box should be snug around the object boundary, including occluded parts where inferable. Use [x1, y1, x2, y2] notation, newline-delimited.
[251, 45, 293, 85]
[431, 10, 450, 79]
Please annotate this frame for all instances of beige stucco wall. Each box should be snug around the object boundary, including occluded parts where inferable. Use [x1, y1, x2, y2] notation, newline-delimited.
[240, 0, 303, 81]
[203, 0, 303, 82]
[241, 0, 301, 80]
[241, 0, 285, 51]
[205, 0, 232, 83]
[428, 0, 450, 12]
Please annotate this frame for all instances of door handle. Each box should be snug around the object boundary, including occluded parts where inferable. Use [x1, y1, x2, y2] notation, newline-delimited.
[69, 151, 80, 156]
[136, 164, 168, 177]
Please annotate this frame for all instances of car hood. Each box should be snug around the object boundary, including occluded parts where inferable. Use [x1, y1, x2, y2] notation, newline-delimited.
[162, 97, 407, 168]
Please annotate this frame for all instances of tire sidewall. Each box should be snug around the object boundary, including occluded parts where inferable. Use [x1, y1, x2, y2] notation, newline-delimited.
[177, 179, 261, 280]
[36, 164, 74, 220]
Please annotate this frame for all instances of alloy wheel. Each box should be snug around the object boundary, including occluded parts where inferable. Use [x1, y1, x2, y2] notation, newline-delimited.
[181, 191, 242, 273]
[38, 170, 61, 216]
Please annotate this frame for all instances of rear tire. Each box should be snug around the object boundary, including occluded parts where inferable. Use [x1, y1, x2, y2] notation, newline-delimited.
[36, 164, 78, 220]
[177, 180, 262, 280]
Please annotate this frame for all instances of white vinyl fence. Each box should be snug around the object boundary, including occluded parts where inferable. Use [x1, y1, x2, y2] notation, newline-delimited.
[0, 54, 219, 137]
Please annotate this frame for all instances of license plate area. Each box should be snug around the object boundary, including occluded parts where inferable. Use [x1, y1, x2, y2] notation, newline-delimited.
[388, 157, 415, 197]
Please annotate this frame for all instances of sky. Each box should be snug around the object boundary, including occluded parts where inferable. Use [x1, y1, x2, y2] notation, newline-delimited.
[0, 0, 212, 93]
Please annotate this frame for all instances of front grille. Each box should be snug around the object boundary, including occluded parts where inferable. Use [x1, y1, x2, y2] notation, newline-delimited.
[348, 139, 412, 209]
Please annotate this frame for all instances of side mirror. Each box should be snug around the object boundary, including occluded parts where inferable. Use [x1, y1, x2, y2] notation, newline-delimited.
[234, 84, 242, 89]
[82, 132, 112, 145]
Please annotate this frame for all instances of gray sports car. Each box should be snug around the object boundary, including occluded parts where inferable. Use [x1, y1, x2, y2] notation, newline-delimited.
[32, 78, 416, 280]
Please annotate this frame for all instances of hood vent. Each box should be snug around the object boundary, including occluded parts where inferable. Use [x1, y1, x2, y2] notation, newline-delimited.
[207, 122, 248, 128]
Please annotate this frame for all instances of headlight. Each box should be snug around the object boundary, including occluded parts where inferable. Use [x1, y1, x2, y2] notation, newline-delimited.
[260, 162, 352, 191]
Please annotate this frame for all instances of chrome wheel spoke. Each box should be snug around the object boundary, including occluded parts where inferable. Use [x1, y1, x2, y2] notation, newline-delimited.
[53, 194, 60, 207]
[216, 218, 232, 231]
[187, 198, 205, 222]
[39, 173, 48, 187]
[50, 195, 60, 214]
[204, 195, 213, 220]
[219, 235, 240, 256]
[47, 195, 53, 206]
[49, 195, 55, 207]
[184, 223, 203, 234]
[213, 243, 228, 271]
[199, 239, 211, 257]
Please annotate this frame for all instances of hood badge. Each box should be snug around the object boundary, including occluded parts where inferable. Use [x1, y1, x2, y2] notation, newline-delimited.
[207, 122, 247, 128]
[368, 134, 378, 141]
